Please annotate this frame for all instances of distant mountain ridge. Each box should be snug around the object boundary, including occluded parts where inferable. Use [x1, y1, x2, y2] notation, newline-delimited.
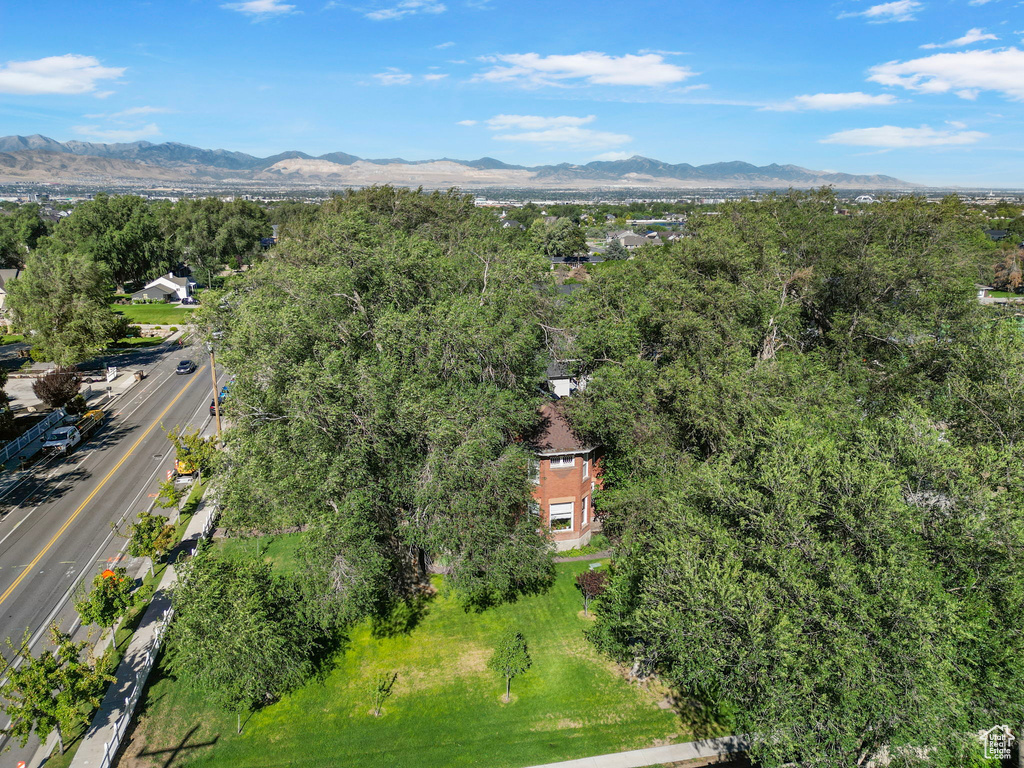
[0, 134, 917, 190]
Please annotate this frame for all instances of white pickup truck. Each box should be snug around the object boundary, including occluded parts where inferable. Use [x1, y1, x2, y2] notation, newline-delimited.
[41, 409, 106, 455]
[42, 426, 82, 453]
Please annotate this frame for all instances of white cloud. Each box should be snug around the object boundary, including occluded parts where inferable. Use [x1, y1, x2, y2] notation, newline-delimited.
[821, 124, 987, 147]
[423, 73, 448, 81]
[456, 119, 477, 126]
[475, 51, 695, 87]
[72, 122, 162, 142]
[365, 0, 445, 20]
[968, 0, 996, 4]
[222, 0, 297, 16]
[0, 54, 124, 95]
[485, 114, 596, 130]
[93, 90, 115, 99]
[921, 28, 998, 48]
[839, 1, 923, 23]
[593, 151, 633, 161]
[768, 92, 901, 111]
[435, 41, 455, 49]
[85, 105, 174, 119]
[946, 119, 968, 128]
[494, 126, 632, 149]
[868, 47, 1024, 100]
[373, 68, 414, 85]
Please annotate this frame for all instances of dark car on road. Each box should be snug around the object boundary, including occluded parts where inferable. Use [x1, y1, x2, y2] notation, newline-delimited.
[176, 359, 197, 375]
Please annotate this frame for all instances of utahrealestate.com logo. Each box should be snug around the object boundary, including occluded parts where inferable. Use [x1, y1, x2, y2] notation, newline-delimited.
[983, 725, 1015, 760]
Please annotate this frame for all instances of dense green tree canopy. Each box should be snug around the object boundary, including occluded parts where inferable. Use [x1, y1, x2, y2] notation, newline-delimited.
[6, 250, 120, 366]
[201, 187, 553, 621]
[170, 551, 322, 732]
[44, 194, 171, 290]
[562, 191, 1024, 767]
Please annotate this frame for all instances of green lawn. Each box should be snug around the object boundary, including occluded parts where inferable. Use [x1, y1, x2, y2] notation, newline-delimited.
[124, 539, 699, 768]
[986, 291, 1024, 299]
[0, 333, 24, 345]
[108, 336, 165, 349]
[112, 303, 194, 326]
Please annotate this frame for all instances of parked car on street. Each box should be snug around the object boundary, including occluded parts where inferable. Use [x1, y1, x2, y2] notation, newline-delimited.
[176, 359, 197, 375]
[41, 409, 106, 454]
[41, 426, 81, 454]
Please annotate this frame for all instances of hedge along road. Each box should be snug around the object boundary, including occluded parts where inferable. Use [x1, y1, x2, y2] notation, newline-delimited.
[0, 352, 215, 659]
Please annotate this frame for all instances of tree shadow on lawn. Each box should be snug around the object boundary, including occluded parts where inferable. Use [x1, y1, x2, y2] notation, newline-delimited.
[134, 723, 220, 768]
[371, 589, 435, 639]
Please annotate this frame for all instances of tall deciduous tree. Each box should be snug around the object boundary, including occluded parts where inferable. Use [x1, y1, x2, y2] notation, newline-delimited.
[45, 194, 171, 291]
[0, 626, 112, 755]
[202, 187, 553, 622]
[561, 191, 1024, 767]
[6, 250, 119, 366]
[530, 218, 586, 261]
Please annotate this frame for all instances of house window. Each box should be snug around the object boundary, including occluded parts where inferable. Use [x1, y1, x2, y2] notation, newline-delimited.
[529, 500, 540, 516]
[549, 502, 573, 531]
[529, 459, 540, 484]
[583, 454, 590, 479]
[582, 496, 589, 526]
[549, 455, 574, 469]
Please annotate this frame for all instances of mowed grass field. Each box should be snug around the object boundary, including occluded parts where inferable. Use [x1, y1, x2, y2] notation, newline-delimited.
[121, 534, 699, 768]
[111, 303, 195, 326]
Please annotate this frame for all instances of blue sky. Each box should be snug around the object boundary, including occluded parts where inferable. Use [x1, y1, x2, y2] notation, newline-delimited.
[1, 0, 1022, 186]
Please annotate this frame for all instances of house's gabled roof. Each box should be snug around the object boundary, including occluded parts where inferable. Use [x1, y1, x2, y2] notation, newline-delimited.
[530, 402, 592, 455]
[131, 283, 176, 298]
[0, 268, 20, 292]
[143, 272, 194, 290]
[546, 360, 573, 379]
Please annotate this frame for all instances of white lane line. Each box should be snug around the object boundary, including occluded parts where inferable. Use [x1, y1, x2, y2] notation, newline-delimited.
[0, 506, 40, 550]
[0, 368, 179, 555]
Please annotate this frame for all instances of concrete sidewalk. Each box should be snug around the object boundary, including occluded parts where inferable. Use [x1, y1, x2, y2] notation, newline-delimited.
[523, 736, 748, 768]
[69, 497, 215, 768]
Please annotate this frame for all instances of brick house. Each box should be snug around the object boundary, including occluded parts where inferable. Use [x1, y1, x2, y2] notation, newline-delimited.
[530, 401, 601, 551]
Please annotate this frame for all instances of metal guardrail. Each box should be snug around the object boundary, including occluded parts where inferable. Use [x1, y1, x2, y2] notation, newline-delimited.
[0, 408, 67, 465]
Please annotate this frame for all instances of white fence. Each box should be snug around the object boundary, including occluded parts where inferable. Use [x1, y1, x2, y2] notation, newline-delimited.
[92, 501, 218, 768]
[97, 607, 173, 768]
[0, 408, 66, 465]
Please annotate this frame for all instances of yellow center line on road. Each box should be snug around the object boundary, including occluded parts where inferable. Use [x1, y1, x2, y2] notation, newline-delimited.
[0, 366, 207, 608]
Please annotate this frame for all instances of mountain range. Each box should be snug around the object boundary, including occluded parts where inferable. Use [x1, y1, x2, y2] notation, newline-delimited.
[0, 135, 917, 191]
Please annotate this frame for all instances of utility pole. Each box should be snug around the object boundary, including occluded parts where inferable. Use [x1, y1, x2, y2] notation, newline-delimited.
[208, 343, 222, 438]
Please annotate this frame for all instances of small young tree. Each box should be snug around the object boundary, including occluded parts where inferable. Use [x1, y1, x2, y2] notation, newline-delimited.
[75, 567, 134, 636]
[488, 628, 532, 703]
[0, 626, 112, 755]
[368, 671, 397, 717]
[31, 367, 82, 409]
[154, 479, 185, 511]
[167, 426, 217, 477]
[575, 569, 608, 617]
[126, 509, 176, 575]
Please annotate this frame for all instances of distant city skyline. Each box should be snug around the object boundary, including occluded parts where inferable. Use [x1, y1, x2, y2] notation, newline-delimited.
[1, 0, 1022, 187]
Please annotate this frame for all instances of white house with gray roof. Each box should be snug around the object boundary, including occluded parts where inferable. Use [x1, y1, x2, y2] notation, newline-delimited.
[131, 273, 196, 302]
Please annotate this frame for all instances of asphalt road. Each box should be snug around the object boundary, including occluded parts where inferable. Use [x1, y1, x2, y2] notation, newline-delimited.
[0, 340, 222, 765]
